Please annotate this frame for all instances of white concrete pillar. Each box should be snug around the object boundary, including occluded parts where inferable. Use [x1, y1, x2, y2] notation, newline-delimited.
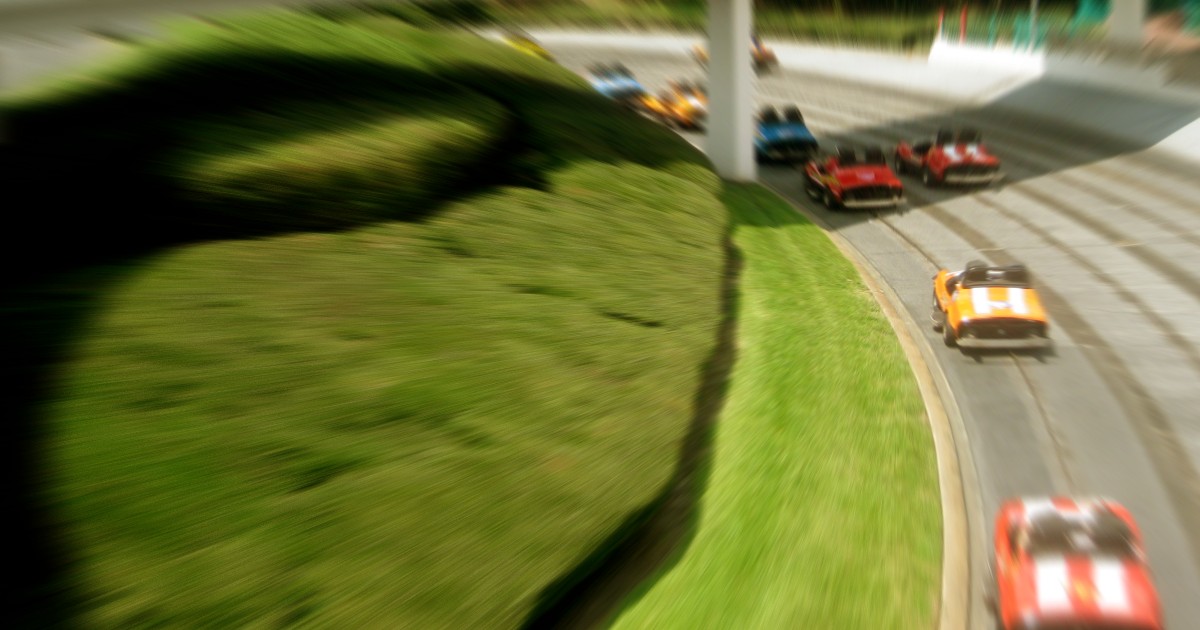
[706, 0, 755, 181]
[1107, 0, 1147, 46]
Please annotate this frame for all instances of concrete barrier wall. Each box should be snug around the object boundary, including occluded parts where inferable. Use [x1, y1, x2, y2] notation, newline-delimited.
[1042, 49, 1171, 91]
[927, 38, 1045, 74]
[928, 38, 1175, 94]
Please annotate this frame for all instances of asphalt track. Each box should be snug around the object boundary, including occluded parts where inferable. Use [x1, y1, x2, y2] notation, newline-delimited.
[545, 42, 1200, 629]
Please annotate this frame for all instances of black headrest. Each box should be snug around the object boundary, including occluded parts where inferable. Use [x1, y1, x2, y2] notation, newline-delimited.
[782, 106, 804, 123]
[1027, 516, 1075, 550]
[960, 263, 1031, 288]
[836, 146, 858, 165]
[759, 106, 780, 123]
[864, 147, 886, 164]
[935, 128, 955, 144]
[1091, 511, 1133, 543]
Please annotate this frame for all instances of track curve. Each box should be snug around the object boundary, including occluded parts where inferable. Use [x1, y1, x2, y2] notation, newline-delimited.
[544, 38, 1200, 630]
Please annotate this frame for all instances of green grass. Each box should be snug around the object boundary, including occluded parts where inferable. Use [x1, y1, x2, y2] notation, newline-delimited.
[10, 8, 940, 630]
[609, 185, 941, 629]
[171, 93, 513, 230]
[44, 169, 726, 628]
[10, 11, 728, 629]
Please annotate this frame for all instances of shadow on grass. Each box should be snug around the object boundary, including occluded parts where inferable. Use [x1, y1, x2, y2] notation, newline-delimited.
[6, 48, 703, 284]
[521, 184, 746, 630]
[4, 44, 708, 627]
[7, 262, 144, 630]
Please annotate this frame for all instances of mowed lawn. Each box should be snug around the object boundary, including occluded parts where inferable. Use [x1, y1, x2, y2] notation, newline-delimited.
[611, 185, 941, 629]
[11, 12, 728, 629]
[10, 8, 942, 630]
[43, 172, 725, 629]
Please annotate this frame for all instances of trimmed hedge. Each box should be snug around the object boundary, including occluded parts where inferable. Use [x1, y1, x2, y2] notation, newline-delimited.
[10, 10, 728, 630]
[172, 94, 512, 230]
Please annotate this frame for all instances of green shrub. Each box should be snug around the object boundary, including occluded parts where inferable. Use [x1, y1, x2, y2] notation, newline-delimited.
[172, 93, 512, 230]
[14, 11, 729, 630]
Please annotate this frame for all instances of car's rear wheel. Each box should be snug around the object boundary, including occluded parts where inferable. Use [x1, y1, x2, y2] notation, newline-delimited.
[932, 293, 944, 332]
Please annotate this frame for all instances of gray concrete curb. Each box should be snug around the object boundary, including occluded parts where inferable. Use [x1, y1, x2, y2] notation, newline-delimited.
[761, 182, 983, 630]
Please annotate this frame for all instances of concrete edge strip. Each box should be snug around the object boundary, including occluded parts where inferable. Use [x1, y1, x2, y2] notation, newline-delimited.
[760, 182, 976, 630]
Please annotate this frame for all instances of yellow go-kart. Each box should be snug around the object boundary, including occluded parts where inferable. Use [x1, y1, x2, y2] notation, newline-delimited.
[502, 29, 554, 62]
[692, 33, 778, 72]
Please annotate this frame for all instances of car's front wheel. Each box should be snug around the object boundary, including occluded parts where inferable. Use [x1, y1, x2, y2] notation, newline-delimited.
[982, 561, 1006, 627]
[805, 180, 820, 198]
[943, 323, 957, 347]
[822, 190, 837, 210]
[922, 166, 936, 187]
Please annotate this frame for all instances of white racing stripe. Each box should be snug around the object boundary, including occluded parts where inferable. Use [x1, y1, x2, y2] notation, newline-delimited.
[1036, 557, 1072, 612]
[1093, 559, 1131, 613]
[1009, 288, 1029, 315]
[1022, 498, 1059, 520]
[972, 287, 992, 315]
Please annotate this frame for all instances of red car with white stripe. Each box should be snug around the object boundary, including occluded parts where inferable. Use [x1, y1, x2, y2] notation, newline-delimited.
[803, 145, 905, 210]
[894, 127, 1003, 187]
[987, 496, 1164, 630]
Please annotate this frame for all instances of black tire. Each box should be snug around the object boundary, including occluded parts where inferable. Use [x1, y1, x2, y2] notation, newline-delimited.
[932, 292, 944, 331]
[922, 166, 936, 188]
[822, 190, 837, 210]
[943, 323, 957, 347]
[805, 180, 820, 198]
